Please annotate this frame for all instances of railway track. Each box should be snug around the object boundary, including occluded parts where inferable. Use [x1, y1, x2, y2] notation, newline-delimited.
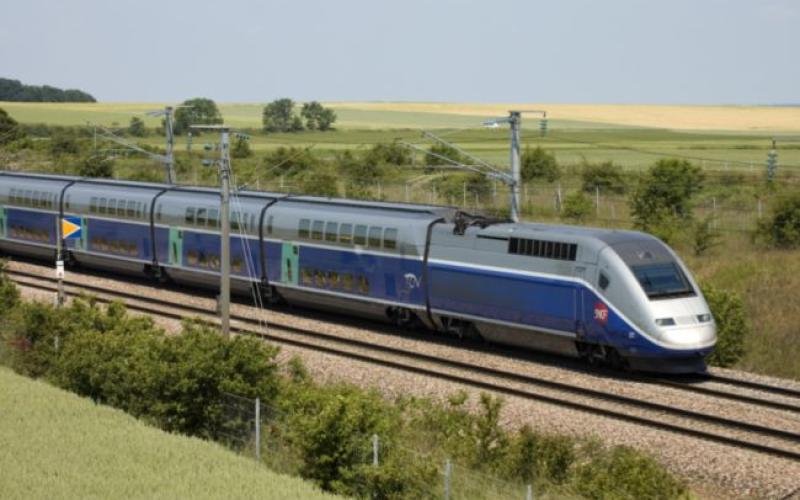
[6, 266, 800, 463]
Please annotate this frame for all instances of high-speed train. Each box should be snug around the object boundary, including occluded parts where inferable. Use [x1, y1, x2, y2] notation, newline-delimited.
[0, 170, 716, 373]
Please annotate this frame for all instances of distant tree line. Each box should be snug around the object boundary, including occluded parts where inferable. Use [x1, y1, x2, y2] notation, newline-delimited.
[0, 78, 96, 102]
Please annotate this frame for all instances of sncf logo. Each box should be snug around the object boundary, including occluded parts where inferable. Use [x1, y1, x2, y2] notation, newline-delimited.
[593, 302, 609, 325]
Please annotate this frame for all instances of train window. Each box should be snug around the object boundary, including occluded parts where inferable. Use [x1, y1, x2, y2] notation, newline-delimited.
[24, 190, 32, 207]
[90, 197, 97, 213]
[311, 220, 324, 240]
[251, 214, 256, 232]
[383, 228, 398, 250]
[208, 209, 219, 228]
[358, 275, 370, 294]
[267, 215, 274, 235]
[339, 223, 353, 244]
[127, 200, 136, 218]
[231, 211, 240, 231]
[117, 199, 126, 216]
[301, 268, 313, 285]
[65, 194, 71, 211]
[325, 222, 338, 242]
[354, 225, 367, 245]
[298, 219, 310, 238]
[599, 272, 610, 291]
[109, 198, 118, 216]
[314, 269, 327, 287]
[99, 198, 107, 215]
[137, 202, 144, 220]
[185, 207, 195, 225]
[196, 208, 207, 227]
[368, 226, 382, 248]
[9, 188, 15, 204]
[342, 273, 354, 291]
[328, 271, 341, 288]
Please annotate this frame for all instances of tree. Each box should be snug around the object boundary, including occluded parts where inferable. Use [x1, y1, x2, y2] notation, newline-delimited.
[0, 78, 95, 102]
[231, 135, 252, 159]
[263, 98, 299, 133]
[127, 116, 146, 137]
[581, 160, 627, 194]
[79, 154, 114, 178]
[754, 192, 800, 248]
[629, 158, 704, 233]
[363, 141, 410, 166]
[298, 169, 339, 197]
[301, 101, 337, 131]
[173, 98, 223, 135]
[702, 283, 748, 368]
[521, 146, 560, 182]
[263, 146, 318, 178]
[0, 107, 25, 146]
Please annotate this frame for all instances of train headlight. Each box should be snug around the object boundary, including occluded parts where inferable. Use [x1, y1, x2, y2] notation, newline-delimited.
[697, 313, 712, 323]
[655, 317, 676, 326]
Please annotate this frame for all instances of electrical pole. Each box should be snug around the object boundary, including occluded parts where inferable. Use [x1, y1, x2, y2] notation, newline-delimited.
[194, 125, 232, 339]
[164, 106, 176, 184]
[509, 111, 522, 223]
[219, 128, 231, 338]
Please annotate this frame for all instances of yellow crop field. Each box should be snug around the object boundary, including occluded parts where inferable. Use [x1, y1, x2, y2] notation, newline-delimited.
[0, 367, 339, 500]
[328, 102, 800, 132]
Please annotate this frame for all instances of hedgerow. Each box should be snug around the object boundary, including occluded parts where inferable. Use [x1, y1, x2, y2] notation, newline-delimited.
[0, 265, 688, 499]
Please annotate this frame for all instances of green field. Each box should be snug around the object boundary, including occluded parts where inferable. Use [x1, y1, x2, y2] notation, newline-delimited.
[0, 367, 338, 500]
[4, 101, 799, 169]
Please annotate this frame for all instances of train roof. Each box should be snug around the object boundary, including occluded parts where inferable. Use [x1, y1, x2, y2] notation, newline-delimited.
[0, 170, 457, 217]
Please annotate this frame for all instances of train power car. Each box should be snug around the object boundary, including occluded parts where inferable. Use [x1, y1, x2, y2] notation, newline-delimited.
[0, 171, 716, 373]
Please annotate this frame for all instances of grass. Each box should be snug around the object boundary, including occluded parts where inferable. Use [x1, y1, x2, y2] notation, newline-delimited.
[0, 366, 339, 500]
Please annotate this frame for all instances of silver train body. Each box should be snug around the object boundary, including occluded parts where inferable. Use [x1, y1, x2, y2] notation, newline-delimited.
[0, 171, 716, 372]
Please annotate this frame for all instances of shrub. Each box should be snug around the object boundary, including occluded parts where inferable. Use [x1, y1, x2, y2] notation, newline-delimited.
[298, 168, 340, 197]
[79, 154, 114, 178]
[692, 216, 721, 256]
[127, 116, 147, 137]
[702, 283, 748, 368]
[754, 192, 800, 248]
[581, 160, 627, 195]
[49, 133, 81, 157]
[0, 260, 20, 312]
[364, 141, 411, 166]
[263, 146, 318, 178]
[630, 158, 704, 233]
[504, 425, 576, 484]
[231, 135, 252, 159]
[521, 146, 560, 182]
[562, 191, 593, 222]
[425, 142, 465, 169]
[573, 445, 687, 500]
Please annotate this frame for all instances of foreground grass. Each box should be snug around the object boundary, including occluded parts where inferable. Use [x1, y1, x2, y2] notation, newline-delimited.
[0, 367, 338, 500]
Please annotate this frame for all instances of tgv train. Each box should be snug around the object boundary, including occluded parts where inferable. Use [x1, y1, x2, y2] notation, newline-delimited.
[0, 171, 716, 373]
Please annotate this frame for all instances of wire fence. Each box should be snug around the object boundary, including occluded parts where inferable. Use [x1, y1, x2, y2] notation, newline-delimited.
[218, 392, 547, 500]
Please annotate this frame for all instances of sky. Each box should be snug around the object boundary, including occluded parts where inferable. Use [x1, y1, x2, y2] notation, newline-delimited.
[0, 0, 798, 104]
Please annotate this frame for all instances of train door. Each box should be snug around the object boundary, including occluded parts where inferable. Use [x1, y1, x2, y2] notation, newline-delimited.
[0, 206, 6, 239]
[281, 242, 299, 286]
[75, 216, 88, 251]
[169, 227, 183, 266]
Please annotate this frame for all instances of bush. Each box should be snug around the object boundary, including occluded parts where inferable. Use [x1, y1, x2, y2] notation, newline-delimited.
[79, 154, 114, 178]
[231, 136, 252, 159]
[425, 142, 465, 169]
[49, 133, 81, 157]
[630, 159, 704, 233]
[581, 160, 627, 194]
[504, 425, 575, 484]
[364, 141, 411, 166]
[702, 283, 748, 367]
[562, 191, 593, 222]
[755, 192, 800, 248]
[692, 216, 721, 256]
[521, 146, 560, 183]
[573, 445, 687, 500]
[263, 146, 318, 178]
[0, 260, 20, 312]
[127, 116, 147, 137]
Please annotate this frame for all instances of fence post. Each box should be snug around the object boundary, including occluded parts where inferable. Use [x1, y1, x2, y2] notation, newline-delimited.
[712, 197, 717, 228]
[255, 397, 261, 462]
[595, 186, 600, 217]
[372, 434, 379, 466]
[444, 459, 451, 500]
[526, 483, 533, 500]
[758, 199, 763, 219]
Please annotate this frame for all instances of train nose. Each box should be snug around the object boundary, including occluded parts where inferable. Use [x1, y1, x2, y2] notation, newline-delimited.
[658, 322, 716, 349]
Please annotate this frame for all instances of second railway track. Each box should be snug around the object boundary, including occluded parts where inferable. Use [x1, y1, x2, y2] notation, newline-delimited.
[6, 265, 800, 463]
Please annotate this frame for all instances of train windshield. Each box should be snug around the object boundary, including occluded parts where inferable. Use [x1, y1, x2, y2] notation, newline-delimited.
[630, 262, 694, 299]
